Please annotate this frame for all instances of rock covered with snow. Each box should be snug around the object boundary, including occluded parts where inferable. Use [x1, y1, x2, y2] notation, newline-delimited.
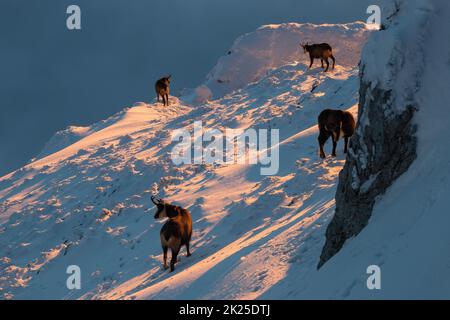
[318, 0, 435, 267]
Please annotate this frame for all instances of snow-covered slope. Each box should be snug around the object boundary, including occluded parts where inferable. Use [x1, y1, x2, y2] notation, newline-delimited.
[6, 2, 447, 297]
[0, 22, 371, 300]
[187, 22, 372, 102]
[278, 0, 450, 299]
[184, 22, 371, 103]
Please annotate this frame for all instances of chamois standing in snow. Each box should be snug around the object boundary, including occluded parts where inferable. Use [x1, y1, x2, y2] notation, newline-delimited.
[155, 75, 171, 106]
[300, 42, 336, 72]
[318, 109, 355, 159]
[151, 196, 192, 272]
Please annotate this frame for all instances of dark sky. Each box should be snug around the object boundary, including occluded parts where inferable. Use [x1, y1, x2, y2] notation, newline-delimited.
[0, 0, 380, 176]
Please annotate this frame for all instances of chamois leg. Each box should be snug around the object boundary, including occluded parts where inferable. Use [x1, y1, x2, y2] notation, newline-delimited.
[170, 245, 181, 272]
[331, 130, 340, 157]
[309, 57, 314, 69]
[162, 246, 168, 269]
[321, 59, 325, 69]
[330, 54, 336, 70]
[318, 132, 330, 159]
[331, 139, 337, 157]
[324, 58, 330, 72]
[165, 93, 169, 106]
[344, 136, 349, 154]
[156, 92, 160, 103]
[186, 241, 192, 257]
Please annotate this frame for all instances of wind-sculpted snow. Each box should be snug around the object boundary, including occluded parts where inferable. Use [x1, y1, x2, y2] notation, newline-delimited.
[0, 22, 368, 299]
[0, 63, 360, 299]
[189, 22, 372, 102]
[319, 0, 433, 266]
[296, 0, 450, 299]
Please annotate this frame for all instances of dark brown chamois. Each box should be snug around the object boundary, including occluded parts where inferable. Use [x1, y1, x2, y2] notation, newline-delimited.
[300, 42, 336, 72]
[155, 75, 171, 106]
[152, 196, 192, 272]
[318, 109, 355, 159]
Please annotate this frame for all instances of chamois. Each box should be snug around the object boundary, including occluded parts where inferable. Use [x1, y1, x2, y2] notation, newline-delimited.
[300, 42, 336, 72]
[151, 196, 192, 272]
[155, 75, 171, 106]
[318, 109, 355, 159]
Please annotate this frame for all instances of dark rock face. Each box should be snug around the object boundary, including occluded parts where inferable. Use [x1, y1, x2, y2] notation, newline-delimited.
[318, 76, 418, 268]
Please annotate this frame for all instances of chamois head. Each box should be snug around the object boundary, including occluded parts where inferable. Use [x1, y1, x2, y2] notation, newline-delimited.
[151, 196, 167, 219]
[163, 75, 171, 85]
[300, 42, 310, 54]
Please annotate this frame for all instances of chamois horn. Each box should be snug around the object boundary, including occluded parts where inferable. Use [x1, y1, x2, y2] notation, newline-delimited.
[151, 196, 161, 205]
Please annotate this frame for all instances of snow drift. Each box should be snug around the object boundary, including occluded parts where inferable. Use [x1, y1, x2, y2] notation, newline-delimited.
[188, 22, 373, 102]
[6, 1, 449, 299]
[292, 0, 450, 299]
[0, 20, 372, 299]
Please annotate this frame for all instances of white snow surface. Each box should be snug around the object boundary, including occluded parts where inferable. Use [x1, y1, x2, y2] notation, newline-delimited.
[189, 22, 372, 102]
[284, 0, 450, 299]
[1, 2, 449, 299]
[0, 21, 365, 299]
[0, 62, 360, 299]
[360, 0, 434, 113]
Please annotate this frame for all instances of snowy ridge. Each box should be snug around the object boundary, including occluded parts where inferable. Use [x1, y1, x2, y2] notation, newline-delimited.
[188, 22, 372, 102]
[0, 65, 360, 299]
[36, 126, 91, 160]
[0, 22, 370, 300]
[290, 0, 450, 299]
[1, 1, 447, 300]
[360, 0, 434, 113]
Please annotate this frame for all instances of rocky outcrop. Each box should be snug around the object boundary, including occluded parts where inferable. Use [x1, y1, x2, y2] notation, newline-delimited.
[317, 0, 433, 268]
[318, 82, 417, 268]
